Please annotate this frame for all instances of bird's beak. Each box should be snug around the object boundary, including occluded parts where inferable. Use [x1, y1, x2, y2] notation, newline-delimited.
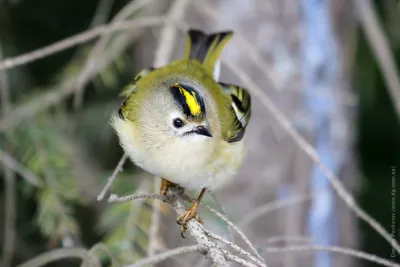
[194, 126, 212, 137]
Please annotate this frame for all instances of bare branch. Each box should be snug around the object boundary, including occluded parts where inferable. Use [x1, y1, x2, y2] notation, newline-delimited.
[108, 192, 168, 203]
[238, 193, 310, 228]
[223, 250, 258, 267]
[0, 17, 187, 133]
[223, 59, 400, 255]
[0, 45, 11, 115]
[0, 16, 176, 72]
[0, 25, 104, 71]
[74, 0, 155, 108]
[202, 228, 265, 267]
[15, 248, 94, 267]
[265, 245, 400, 267]
[152, 0, 190, 68]
[97, 153, 127, 201]
[265, 236, 313, 245]
[203, 203, 264, 263]
[167, 189, 228, 266]
[356, 0, 400, 120]
[208, 192, 235, 243]
[125, 245, 198, 267]
[81, 243, 116, 267]
[89, 0, 115, 28]
[125, 179, 152, 242]
[183, 193, 263, 263]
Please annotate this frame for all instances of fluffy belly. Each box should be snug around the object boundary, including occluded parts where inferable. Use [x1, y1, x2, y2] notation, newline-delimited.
[169, 166, 237, 190]
[172, 141, 244, 190]
[132, 140, 244, 190]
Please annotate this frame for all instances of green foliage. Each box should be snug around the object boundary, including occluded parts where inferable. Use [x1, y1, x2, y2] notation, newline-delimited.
[12, 115, 83, 241]
[97, 175, 167, 265]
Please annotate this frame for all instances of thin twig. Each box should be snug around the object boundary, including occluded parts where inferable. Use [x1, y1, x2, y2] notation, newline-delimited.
[0, 24, 157, 134]
[223, 59, 400, 255]
[148, 178, 162, 256]
[0, 16, 176, 71]
[223, 250, 258, 267]
[1, 40, 16, 267]
[265, 245, 400, 267]
[0, 17, 183, 133]
[209, 192, 235, 243]
[108, 192, 168, 203]
[152, 0, 190, 67]
[185, 193, 265, 264]
[74, 0, 155, 108]
[97, 153, 127, 200]
[203, 203, 265, 263]
[169, 193, 228, 266]
[356, 0, 400, 121]
[89, 0, 115, 28]
[202, 228, 266, 267]
[15, 248, 94, 267]
[125, 179, 152, 241]
[0, 26, 102, 71]
[81, 243, 116, 267]
[125, 245, 198, 267]
[265, 236, 313, 245]
[237, 193, 310, 228]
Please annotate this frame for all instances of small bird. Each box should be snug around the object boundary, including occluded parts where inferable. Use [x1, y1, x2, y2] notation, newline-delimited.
[111, 28, 251, 234]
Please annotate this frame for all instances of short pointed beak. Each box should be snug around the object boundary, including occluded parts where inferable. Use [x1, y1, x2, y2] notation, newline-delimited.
[194, 126, 212, 137]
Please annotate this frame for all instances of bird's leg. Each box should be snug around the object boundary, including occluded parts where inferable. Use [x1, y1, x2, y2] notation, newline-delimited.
[176, 188, 206, 235]
[160, 178, 183, 198]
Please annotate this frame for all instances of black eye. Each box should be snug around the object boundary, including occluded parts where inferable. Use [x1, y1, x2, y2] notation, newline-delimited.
[173, 118, 184, 128]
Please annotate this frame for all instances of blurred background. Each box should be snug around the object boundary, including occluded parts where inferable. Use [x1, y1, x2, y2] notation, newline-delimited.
[0, 0, 399, 266]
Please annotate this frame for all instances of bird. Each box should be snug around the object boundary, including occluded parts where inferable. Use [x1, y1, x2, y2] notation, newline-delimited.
[111, 28, 251, 235]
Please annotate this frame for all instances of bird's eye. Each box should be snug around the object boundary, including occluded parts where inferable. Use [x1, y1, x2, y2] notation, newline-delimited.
[173, 118, 184, 128]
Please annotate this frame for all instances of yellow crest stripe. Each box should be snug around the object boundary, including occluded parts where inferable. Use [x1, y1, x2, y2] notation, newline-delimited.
[175, 84, 201, 116]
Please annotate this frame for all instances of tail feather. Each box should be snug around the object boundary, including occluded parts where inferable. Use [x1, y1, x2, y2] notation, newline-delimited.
[184, 29, 233, 75]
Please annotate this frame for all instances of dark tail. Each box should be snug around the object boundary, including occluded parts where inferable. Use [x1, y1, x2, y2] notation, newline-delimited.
[184, 29, 233, 72]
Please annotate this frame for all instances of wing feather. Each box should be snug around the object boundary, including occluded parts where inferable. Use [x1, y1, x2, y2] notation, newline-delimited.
[119, 67, 156, 97]
[219, 82, 251, 143]
[118, 67, 155, 120]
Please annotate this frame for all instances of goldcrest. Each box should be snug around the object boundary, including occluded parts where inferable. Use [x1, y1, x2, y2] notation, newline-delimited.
[111, 29, 251, 232]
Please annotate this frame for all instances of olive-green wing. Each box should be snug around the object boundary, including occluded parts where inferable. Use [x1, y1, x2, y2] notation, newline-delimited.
[219, 82, 251, 143]
[118, 67, 155, 119]
[119, 67, 156, 97]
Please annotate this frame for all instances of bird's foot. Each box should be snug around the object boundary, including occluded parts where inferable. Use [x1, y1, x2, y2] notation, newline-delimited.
[176, 201, 203, 237]
[160, 178, 183, 201]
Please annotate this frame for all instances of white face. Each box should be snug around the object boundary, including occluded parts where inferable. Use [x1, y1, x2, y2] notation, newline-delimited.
[167, 110, 212, 140]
